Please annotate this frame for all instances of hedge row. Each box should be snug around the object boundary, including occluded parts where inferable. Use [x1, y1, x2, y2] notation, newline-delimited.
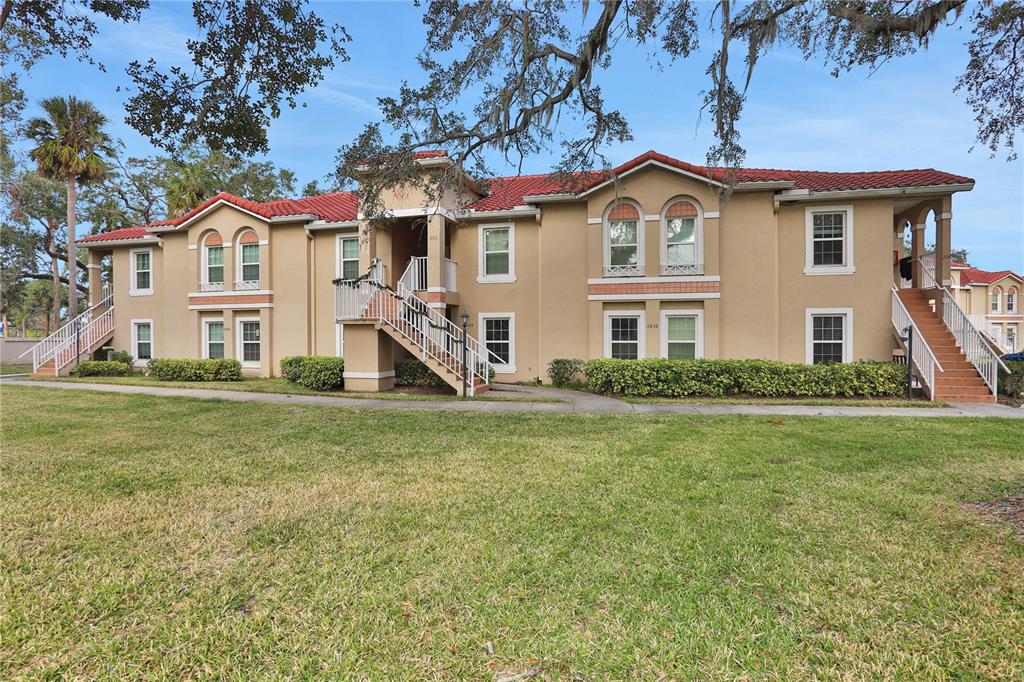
[148, 358, 242, 382]
[582, 358, 908, 398]
[71, 360, 132, 377]
[1001, 360, 1024, 397]
[280, 355, 345, 391]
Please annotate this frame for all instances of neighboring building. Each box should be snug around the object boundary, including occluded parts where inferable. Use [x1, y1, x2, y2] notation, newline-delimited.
[30, 150, 1007, 401]
[951, 264, 1022, 353]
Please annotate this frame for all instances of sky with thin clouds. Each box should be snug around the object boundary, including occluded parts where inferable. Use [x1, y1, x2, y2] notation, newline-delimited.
[17, 1, 1023, 272]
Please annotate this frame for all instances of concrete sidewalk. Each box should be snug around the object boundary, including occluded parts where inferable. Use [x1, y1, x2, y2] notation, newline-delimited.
[5, 378, 1023, 418]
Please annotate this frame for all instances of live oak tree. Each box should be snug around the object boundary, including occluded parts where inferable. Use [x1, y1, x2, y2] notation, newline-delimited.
[336, 0, 1023, 220]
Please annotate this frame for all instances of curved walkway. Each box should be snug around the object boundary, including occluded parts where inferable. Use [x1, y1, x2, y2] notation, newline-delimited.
[5, 378, 1023, 418]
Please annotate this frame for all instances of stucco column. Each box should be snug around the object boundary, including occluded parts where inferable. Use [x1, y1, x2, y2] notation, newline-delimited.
[910, 222, 926, 289]
[359, 221, 392, 285]
[934, 197, 953, 316]
[342, 324, 396, 391]
[87, 250, 105, 306]
[426, 213, 446, 292]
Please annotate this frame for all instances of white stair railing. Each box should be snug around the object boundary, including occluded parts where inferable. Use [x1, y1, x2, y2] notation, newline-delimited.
[337, 260, 490, 395]
[21, 287, 115, 373]
[892, 287, 944, 400]
[917, 257, 1008, 394]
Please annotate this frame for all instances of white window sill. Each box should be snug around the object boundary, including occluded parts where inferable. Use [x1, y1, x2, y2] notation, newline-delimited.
[132, 360, 150, 368]
[241, 362, 260, 369]
[803, 266, 856, 276]
[129, 289, 154, 297]
[477, 275, 517, 284]
[492, 365, 516, 374]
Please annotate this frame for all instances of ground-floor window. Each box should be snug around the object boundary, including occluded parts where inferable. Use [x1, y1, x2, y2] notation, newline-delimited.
[661, 311, 703, 359]
[1007, 325, 1017, 351]
[131, 320, 152, 365]
[805, 308, 853, 364]
[237, 318, 261, 367]
[479, 313, 515, 372]
[604, 310, 645, 360]
[204, 319, 225, 359]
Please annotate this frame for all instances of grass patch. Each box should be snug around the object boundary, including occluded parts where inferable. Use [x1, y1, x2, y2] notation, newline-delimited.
[624, 395, 948, 408]
[2, 385, 1023, 679]
[0, 362, 32, 375]
[27, 374, 563, 402]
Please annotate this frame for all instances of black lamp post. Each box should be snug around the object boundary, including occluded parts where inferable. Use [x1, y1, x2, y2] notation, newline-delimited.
[900, 324, 914, 399]
[460, 311, 470, 398]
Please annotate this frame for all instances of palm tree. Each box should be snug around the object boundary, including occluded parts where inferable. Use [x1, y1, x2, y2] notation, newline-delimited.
[26, 96, 111, 320]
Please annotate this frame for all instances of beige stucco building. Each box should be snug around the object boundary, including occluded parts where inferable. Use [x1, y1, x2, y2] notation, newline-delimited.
[950, 264, 1022, 353]
[50, 150, 1002, 401]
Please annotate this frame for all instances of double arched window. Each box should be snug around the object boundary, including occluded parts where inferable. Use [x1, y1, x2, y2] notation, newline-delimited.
[236, 229, 260, 289]
[660, 198, 703, 275]
[201, 232, 224, 291]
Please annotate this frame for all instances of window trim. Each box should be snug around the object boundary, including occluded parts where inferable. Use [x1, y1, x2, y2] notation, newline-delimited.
[129, 248, 153, 296]
[1007, 287, 1018, 314]
[659, 196, 704, 276]
[805, 307, 854, 364]
[603, 309, 647, 360]
[991, 285, 1003, 314]
[202, 318, 226, 360]
[660, 310, 705, 359]
[130, 318, 153, 367]
[477, 222, 516, 283]
[803, 205, 855, 276]
[603, 199, 645, 277]
[236, 231, 260, 287]
[335, 233, 361, 281]
[201, 233, 226, 291]
[478, 312, 516, 374]
[236, 317, 261, 369]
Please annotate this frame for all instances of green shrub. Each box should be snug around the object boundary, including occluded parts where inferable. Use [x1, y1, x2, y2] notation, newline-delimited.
[71, 360, 131, 377]
[583, 359, 907, 398]
[547, 358, 584, 387]
[1000, 360, 1024, 397]
[295, 356, 345, 391]
[395, 358, 449, 389]
[148, 358, 242, 382]
[280, 355, 307, 382]
[106, 349, 133, 365]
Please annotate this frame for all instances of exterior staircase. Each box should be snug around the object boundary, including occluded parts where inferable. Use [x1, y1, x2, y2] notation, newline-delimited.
[23, 286, 115, 377]
[337, 260, 491, 396]
[894, 287, 1001, 403]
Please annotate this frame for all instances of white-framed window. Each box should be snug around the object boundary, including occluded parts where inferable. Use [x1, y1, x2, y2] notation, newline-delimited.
[202, 233, 225, 291]
[991, 286, 1002, 313]
[237, 231, 260, 288]
[1007, 325, 1017, 351]
[131, 319, 153, 366]
[805, 308, 853, 364]
[603, 201, 643, 277]
[1007, 287, 1018, 314]
[479, 313, 516, 373]
[337, 234, 360, 281]
[660, 198, 703, 276]
[804, 205, 855, 275]
[660, 311, 704, 360]
[478, 223, 515, 283]
[603, 309, 646, 360]
[129, 248, 153, 296]
[236, 318, 261, 368]
[203, 319, 225, 359]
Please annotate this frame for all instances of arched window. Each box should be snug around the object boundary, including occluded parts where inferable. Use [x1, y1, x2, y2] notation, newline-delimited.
[236, 229, 260, 289]
[201, 232, 224, 291]
[661, 198, 703, 275]
[1007, 287, 1018, 314]
[603, 201, 643, 277]
[991, 285, 1003, 313]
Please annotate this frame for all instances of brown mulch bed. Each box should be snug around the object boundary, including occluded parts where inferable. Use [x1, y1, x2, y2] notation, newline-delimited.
[965, 492, 1024, 539]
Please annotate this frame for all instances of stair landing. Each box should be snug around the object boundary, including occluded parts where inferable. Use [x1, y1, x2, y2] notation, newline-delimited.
[897, 289, 996, 403]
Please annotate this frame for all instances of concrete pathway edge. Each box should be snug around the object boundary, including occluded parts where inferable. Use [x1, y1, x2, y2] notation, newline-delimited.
[4, 378, 1023, 418]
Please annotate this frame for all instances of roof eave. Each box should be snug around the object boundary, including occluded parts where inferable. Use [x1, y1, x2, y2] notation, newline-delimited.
[81, 236, 161, 249]
[775, 182, 975, 202]
[522, 193, 580, 204]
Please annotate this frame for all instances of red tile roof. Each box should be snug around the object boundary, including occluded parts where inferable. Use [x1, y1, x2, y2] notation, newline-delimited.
[80, 150, 975, 242]
[79, 226, 162, 243]
[960, 268, 1023, 286]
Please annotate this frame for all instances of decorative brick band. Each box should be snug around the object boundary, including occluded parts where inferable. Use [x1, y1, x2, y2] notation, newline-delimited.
[426, 291, 446, 304]
[588, 280, 720, 296]
[187, 293, 273, 306]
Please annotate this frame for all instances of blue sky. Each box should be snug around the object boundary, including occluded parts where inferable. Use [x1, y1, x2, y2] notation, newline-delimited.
[18, 1, 1024, 271]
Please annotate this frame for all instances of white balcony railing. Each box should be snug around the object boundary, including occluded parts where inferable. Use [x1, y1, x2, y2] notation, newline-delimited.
[200, 281, 224, 292]
[661, 262, 704, 276]
[234, 279, 260, 291]
[603, 263, 644, 277]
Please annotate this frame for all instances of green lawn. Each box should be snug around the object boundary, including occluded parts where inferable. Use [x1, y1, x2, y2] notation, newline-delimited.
[2, 385, 1023, 679]
[623, 395, 948, 407]
[28, 375, 563, 402]
[0, 362, 32, 375]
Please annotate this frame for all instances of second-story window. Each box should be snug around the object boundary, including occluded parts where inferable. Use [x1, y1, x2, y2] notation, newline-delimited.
[202, 233, 224, 291]
[238, 230, 260, 289]
[662, 199, 701, 275]
[478, 223, 515, 283]
[991, 286, 1002, 313]
[604, 202, 642, 277]
[338, 236, 359, 280]
[804, 205, 855, 276]
[1008, 287, 1018, 314]
[130, 248, 153, 296]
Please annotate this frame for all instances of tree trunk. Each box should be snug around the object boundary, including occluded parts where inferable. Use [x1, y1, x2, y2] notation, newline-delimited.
[49, 231, 61, 332]
[67, 176, 78, 319]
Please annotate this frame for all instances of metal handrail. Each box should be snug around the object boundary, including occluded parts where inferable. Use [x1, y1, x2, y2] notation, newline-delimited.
[892, 286, 944, 400]
[20, 288, 114, 371]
